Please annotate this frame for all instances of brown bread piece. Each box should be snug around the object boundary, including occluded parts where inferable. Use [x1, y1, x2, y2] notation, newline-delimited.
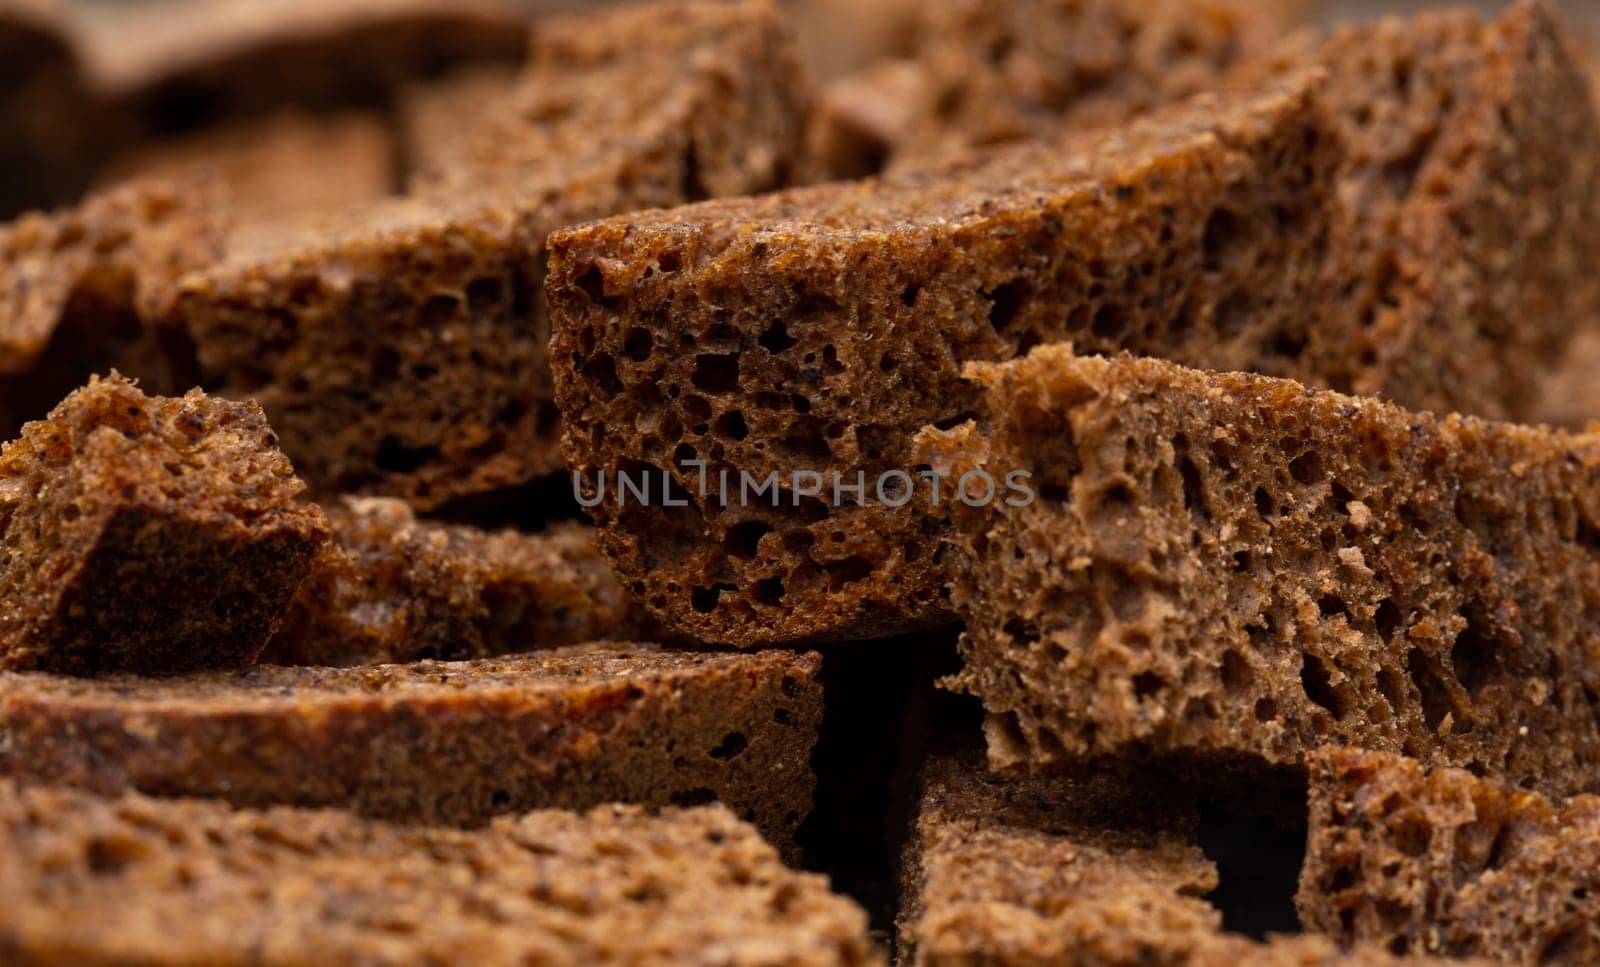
[551, 72, 1339, 647]
[98, 110, 398, 235]
[0, 644, 821, 847]
[550, 0, 1600, 651]
[888, 0, 1294, 173]
[0, 0, 93, 218]
[1299, 747, 1600, 964]
[900, 752, 1460, 966]
[1533, 328, 1600, 430]
[918, 344, 1600, 796]
[172, 0, 807, 508]
[0, 179, 224, 437]
[0, 375, 328, 675]
[1241, 0, 1600, 423]
[395, 64, 518, 181]
[264, 498, 655, 667]
[78, 0, 528, 142]
[0, 783, 882, 966]
[802, 58, 927, 182]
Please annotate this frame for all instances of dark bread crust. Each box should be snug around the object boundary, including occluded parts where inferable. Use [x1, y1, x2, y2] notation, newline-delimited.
[0, 644, 821, 848]
[264, 499, 655, 667]
[919, 344, 1600, 797]
[172, 0, 808, 508]
[0, 783, 880, 966]
[0, 375, 327, 675]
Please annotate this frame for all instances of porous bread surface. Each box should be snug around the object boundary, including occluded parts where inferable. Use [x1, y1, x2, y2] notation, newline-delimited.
[886, 0, 1293, 172]
[1243, 0, 1600, 422]
[0, 782, 881, 966]
[899, 752, 1218, 966]
[552, 0, 1600, 651]
[79, 0, 528, 141]
[552, 72, 1340, 647]
[0, 644, 821, 846]
[0, 374, 327, 675]
[1299, 747, 1600, 964]
[172, 0, 807, 508]
[0, 0, 93, 218]
[98, 109, 398, 235]
[264, 497, 655, 667]
[0, 179, 224, 436]
[917, 344, 1600, 797]
[900, 752, 1457, 966]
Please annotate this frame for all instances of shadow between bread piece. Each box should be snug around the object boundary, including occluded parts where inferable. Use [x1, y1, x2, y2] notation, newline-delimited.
[0, 782, 883, 965]
[0, 643, 823, 855]
[916, 344, 1600, 800]
[897, 750, 1480, 966]
[162, 0, 808, 510]
[550, 0, 1600, 650]
[0, 374, 327, 676]
[1300, 747, 1600, 964]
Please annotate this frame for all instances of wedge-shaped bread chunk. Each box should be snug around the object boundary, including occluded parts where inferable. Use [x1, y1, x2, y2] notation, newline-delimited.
[173, 0, 806, 508]
[0, 644, 820, 847]
[0, 782, 881, 966]
[1299, 748, 1600, 964]
[264, 499, 654, 667]
[918, 344, 1600, 797]
[0, 180, 223, 436]
[99, 109, 397, 235]
[901, 752, 1461, 966]
[78, 0, 528, 142]
[552, 72, 1338, 647]
[0, 375, 327, 675]
[1, 0, 93, 217]
[551, 1, 1600, 652]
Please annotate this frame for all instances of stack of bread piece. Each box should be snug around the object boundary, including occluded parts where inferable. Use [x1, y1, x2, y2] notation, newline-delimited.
[3, 0, 1600, 963]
